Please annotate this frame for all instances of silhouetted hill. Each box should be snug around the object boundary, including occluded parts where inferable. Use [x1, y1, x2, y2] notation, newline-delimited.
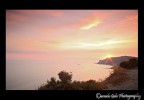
[97, 56, 137, 66]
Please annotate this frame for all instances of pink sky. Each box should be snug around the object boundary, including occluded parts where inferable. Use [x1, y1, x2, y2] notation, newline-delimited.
[6, 10, 138, 60]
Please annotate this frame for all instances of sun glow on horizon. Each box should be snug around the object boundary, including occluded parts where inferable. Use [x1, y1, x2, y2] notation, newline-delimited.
[107, 55, 112, 58]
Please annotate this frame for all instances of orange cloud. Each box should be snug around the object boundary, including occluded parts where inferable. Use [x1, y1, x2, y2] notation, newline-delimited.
[111, 14, 138, 35]
[127, 14, 138, 21]
[118, 14, 138, 26]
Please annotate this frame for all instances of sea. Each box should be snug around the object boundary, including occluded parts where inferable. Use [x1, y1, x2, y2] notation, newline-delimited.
[6, 59, 113, 90]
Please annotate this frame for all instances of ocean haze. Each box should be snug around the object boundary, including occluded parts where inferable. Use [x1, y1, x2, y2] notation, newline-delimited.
[6, 59, 112, 90]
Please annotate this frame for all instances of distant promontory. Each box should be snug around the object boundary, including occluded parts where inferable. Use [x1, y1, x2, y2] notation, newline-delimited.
[97, 56, 138, 66]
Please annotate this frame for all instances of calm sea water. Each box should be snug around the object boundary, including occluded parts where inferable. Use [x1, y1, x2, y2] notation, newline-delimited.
[6, 59, 113, 90]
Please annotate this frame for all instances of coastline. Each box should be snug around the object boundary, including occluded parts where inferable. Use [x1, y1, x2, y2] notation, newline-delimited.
[102, 66, 138, 90]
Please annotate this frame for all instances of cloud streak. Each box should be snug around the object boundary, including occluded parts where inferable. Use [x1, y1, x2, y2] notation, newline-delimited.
[60, 40, 129, 50]
[80, 19, 102, 30]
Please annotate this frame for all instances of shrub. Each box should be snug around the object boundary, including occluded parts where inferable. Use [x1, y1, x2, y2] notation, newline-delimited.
[80, 80, 97, 90]
[104, 67, 129, 85]
[120, 58, 138, 69]
[120, 61, 128, 69]
[127, 58, 138, 69]
[38, 71, 107, 90]
[71, 81, 81, 90]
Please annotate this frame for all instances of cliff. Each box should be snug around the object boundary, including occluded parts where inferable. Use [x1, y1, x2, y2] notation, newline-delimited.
[97, 56, 137, 66]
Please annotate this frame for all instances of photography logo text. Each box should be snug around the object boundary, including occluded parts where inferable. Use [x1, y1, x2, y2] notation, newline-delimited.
[96, 93, 141, 100]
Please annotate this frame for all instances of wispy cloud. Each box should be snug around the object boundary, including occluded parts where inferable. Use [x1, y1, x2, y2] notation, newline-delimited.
[75, 12, 111, 30]
[60, 40, 128, 50]
[80, 19, 102, 30]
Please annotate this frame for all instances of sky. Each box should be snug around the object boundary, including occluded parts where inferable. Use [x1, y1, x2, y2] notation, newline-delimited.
[6, 10, 138, 61]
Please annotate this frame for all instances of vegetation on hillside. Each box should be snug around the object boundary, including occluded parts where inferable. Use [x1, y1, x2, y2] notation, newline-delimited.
[38, 70, 107, 90]
[120, 58, 138, 69]
[38, 57, 138, 90]
[103, 67, 129, 86]
[103, 58, 138, 87]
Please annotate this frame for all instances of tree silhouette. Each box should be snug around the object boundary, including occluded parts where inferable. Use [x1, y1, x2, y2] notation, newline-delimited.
[58, 70, 72, 84]
[38, 71, 103, 90]
[47, 77, 57, 87]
